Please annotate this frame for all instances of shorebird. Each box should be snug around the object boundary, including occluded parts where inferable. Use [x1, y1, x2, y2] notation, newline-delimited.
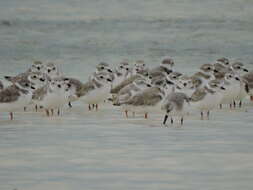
[242, 72, 253, 101]
[149, 57, 174, 75]
[110, 69, 149, 95]
[161, 92, 191, 125]
[190, 79, 226, 120]
[219, 72, 241, 108]
[0, 79, 36, 120]
[192, 64, 215, 88]
[44, 62, 61, 78]
[33, 78, 72, 116]
[95, 62, 113, 73]
[176, 75, 196, 97]
[115, 78, 174, 119]
[78, 72, 113, 111]
[113, 78, 152, 117]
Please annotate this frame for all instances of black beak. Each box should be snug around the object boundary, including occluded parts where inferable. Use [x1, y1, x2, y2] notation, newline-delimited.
[48, 69, 51, 73]
[67, 83, 71, 88]
[58, 84, 61, 88]
[107, 78, 112, 82]
[214, 69, 219, 73]
[37, 67, 40, 71]
[147, 84, 152, 87]
[220, 86, 226, 90]
[40, 78, 45, 82]
[163, 114, 168, 125]
[107, 69, 113, 73]
[243, 68, 249, 72]
[235, 77, 240, 81]
[183, 83, 187, 87]
[31, 86, 36, 90]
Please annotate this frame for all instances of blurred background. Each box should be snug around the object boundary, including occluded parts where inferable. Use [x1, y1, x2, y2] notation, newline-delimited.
[1, 0, 253, 80]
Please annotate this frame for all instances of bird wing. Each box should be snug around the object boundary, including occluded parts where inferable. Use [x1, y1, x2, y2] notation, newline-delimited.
[123, 87, 162, 106]
[0, 86, 20, 103]
[110, 75, 140, 94]
[190, 88, 206, 102]
[78, 81, 95, 97]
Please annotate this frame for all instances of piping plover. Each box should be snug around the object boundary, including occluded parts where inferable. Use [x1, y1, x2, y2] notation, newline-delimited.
[78, 72, 113, 111]
[162, 92, 191, 125]
[0, 79, 36, 120]
[110, 69, 149, 95]
[242, 72, 253, 100]
[190, 79, 226, 120]
[149, 57, 174, 75]
[44, 62, 61, 78]
[116, 78, 174, 119]
[33, 78, 71, 116]
[113, 78, 152, 117]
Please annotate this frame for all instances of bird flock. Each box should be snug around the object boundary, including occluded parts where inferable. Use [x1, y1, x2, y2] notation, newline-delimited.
[0, 57, 253, 125]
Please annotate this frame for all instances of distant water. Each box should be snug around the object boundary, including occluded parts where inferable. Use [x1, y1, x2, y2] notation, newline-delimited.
[1, 0, 253, 189]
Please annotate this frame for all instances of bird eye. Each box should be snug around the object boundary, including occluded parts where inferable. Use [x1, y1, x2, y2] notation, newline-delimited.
[100, 76, 104, 79]
[120, 66, 123, 69]
[237, 66, 241, 69]
[25, 83, 29, 87]
[100, 67, 104, 70]
[52, 67, 56, 70]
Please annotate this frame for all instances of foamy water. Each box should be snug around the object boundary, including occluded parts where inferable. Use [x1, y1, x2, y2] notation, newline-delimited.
[1, 0, 253, 189]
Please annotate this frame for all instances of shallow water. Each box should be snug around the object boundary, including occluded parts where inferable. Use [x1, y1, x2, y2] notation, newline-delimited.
[1, 0, 253, 189]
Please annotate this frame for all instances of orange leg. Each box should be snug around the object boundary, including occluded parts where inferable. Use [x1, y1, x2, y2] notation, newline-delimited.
[46, 109, 50, 117]
[9, 112, 13, 120]
[125, 110, 128, 118]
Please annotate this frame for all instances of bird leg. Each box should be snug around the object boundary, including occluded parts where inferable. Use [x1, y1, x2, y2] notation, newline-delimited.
[68, 102, 72, 108]
[201, 112, 204, 120]
[207, 111, 210, 120]
[233, 100, 236, 108]
[163, 114, 168, 125]
[57, 109, 60, 116]
[9, 112, 13, 120]
[180, 117, 184, 125]
[35, 104, 38, 112]
[88, 104, 91, 111]
[239, 101, 242, 108]
[125, 110, 128, 118]
[219, 104, 222, 109]
[51, 109, 54, 116]
[46, 109, 50, 117]
[24, 107, 27, 112]
[95, 104, 98, 111]
[144, 113, 148, 119]
[171, 117, 173, 124]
